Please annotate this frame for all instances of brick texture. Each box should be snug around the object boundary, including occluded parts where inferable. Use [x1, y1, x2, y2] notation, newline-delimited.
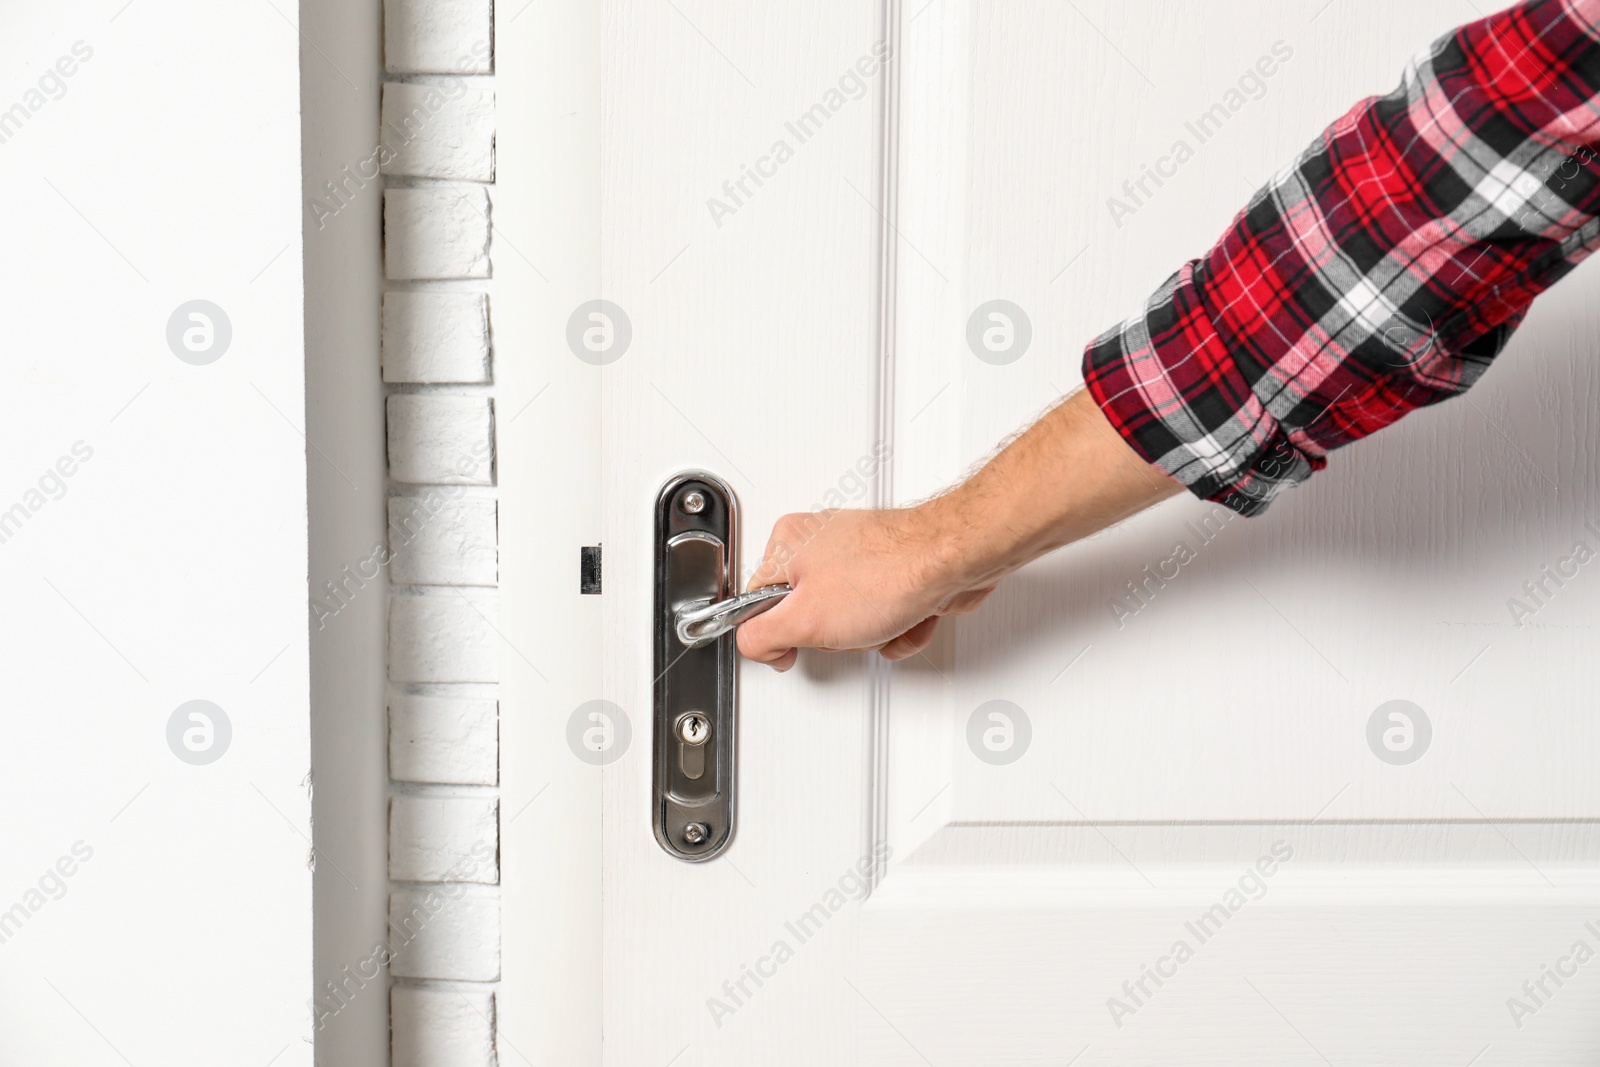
[388, 592, 500, 683]
[384, 0, 500, 1054]
[389, 693, 498, 785]
[388, 496, 498, 585]
[389, 795, 499, 883]
[386, 396, 494, 485]
[389, 885, 501, 981]
[384, 186, 491, 280]
[382, 291, 491, 383]
[382, 83, 496, 181]
[385, 0, 492, 75]
[392, 985, 498, 1067]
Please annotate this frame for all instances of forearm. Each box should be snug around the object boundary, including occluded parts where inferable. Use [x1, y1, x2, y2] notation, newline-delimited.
[743, 0, 1600, 669]
[921, 389, 1182, 594]
[736, 390, 1180, 667]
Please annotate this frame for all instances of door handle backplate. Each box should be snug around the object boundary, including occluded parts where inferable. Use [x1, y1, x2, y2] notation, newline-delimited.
[653, 471, 742, 861]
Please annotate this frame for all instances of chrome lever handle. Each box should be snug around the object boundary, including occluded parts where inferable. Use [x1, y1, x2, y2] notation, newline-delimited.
[675, 584, 792, 648]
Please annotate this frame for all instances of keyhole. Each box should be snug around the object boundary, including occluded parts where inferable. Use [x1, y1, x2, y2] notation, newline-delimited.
[677, 713, 711, 780]
[678, 713, 711, 746]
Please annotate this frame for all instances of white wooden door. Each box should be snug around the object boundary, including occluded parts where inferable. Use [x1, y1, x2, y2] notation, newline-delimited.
[503, 1, 1600, 1063]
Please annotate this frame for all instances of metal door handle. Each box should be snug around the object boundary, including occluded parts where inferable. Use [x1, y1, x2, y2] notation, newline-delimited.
[653, 471, 752, 862]
[674, 584, 791, 648]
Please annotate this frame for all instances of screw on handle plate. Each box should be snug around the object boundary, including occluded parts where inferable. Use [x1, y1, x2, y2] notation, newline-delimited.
[674, 584, 793, 648]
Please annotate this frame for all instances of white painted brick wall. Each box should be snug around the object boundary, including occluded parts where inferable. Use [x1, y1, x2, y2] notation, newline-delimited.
[389, 796, 499, 883]
[382, 84, 496, 182]
[387, 396, 495, 485]
[391, 986, 497, 1067]
[388, 592, 500, 683]
[382, 291, 491, 383]
[389, 886, 501, 981]
[389, 693, 498, 785]
[384, 1, 500, 1057]
[388, 496, 498, 585]
[385, 0, 492, 75]
[385, 187, 492, 279]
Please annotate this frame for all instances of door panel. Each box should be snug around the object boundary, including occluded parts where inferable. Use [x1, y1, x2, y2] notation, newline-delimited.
[594, 1, 1600, 1063]
[601, 1, 887, 1064]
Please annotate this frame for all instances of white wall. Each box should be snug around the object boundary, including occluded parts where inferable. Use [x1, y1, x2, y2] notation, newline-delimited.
[0, 3, 313, 1064]
[299, 1, 392, 1066]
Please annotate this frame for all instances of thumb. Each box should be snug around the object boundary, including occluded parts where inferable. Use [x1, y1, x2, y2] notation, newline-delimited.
[737, 594, 804, 665]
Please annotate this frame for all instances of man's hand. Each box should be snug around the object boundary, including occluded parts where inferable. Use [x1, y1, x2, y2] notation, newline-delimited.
[736, 389, 1183, 670]
[735, 506, 994, 670]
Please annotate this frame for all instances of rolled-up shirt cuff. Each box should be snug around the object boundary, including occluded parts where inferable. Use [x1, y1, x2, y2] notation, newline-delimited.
[1081, 261, 1323, 517]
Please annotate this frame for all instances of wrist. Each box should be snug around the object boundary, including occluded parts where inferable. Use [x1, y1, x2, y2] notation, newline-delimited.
[915, 483, 1023, 593]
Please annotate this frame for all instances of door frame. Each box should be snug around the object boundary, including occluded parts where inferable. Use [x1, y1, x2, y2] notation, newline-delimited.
[496, 0, 604, 1062]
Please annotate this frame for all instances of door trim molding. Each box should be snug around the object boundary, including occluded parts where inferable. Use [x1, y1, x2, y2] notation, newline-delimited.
[865, 0, 905, 898]
[877, 0, 978, 867]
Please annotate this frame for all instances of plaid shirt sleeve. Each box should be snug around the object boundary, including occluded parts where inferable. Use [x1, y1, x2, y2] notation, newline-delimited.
[1083, 0, 1600, 516]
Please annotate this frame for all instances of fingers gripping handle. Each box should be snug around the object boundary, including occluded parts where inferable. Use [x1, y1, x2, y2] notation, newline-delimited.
[675, 584, 792, 648]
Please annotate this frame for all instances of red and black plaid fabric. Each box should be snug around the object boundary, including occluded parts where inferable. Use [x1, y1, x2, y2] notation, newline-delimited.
[1084, 0, 1600, 515]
